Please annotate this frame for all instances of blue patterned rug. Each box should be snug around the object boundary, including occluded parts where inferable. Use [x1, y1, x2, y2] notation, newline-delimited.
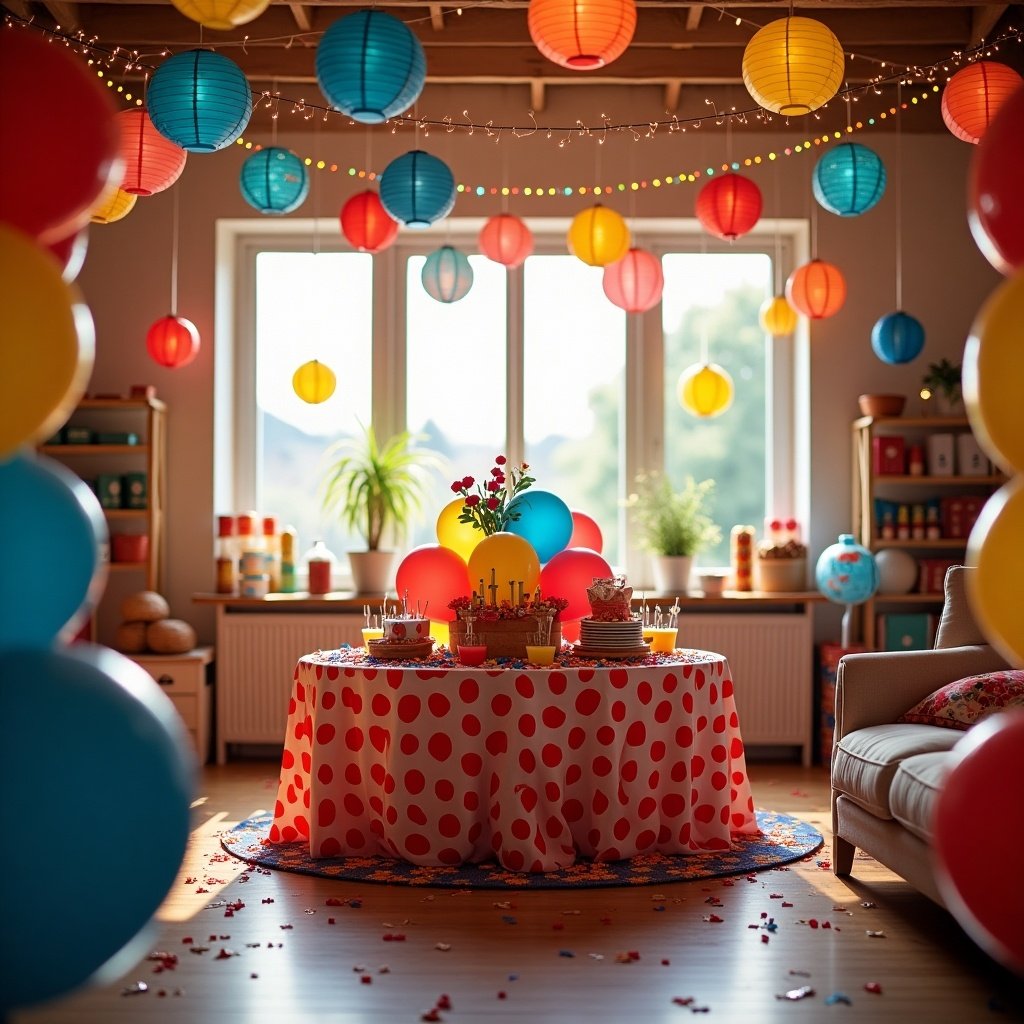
[222, 810, 823, 889]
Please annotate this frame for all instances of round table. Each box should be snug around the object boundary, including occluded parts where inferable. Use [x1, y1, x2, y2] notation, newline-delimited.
[270, 648, 758, 872]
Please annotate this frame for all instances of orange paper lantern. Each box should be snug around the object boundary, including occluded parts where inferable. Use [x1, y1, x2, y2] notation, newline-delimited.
[528, 0, 636, 70]
[118, 109, 187, 196]
[695, 173, 763, 241]
[786, 258, 846, 319]
[479, 213, 534, 268]
[941, 62, 1023, 144]
[146, 315, 200, 368]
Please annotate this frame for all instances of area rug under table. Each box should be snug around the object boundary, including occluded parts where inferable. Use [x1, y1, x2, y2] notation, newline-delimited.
[222, 810, 823, 890]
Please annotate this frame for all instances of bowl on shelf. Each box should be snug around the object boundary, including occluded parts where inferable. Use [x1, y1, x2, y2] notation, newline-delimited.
[858, 394, 906, 418]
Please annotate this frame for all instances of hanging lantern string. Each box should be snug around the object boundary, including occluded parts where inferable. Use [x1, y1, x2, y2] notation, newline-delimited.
[170, 185, 180, 316]
[895, 81, 903, 311]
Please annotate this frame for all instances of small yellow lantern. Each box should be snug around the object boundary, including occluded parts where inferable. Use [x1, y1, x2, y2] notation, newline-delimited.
[292, 359, 336, 404]
[759, 294, 799, 336]
[678, 362, 734, 418]
[90, 187, 137, 225]
[567, 204, 630, 267]
[170, 0, 271, 30]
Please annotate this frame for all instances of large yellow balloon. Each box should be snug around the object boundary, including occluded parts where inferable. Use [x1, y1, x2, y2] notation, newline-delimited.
[467, 532, 541, 604]
[436, 497, 482, 564]
[429, 620, 450, 648]
[0, 225, 95, 457]
[967, 478, 1024, 667]
[963, 269, 1024, 474]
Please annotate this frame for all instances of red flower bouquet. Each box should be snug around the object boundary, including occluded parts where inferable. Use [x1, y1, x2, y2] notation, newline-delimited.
[450, 455, 535, 535]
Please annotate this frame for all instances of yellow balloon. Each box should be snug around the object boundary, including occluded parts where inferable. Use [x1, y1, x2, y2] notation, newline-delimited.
[429, 620, 450, 648]
[963, 269, 1024, 474]
[467, 532, 541, 604]
[967, 478, 1024, 667]
[0, 225, 95, 457]
[436, 497, 482, 564]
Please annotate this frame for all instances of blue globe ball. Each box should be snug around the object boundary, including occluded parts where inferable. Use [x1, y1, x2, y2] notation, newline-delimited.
[812, 143, 886, 217]
[506, 490, 574, 564]
[871, 310, 925, 365]
[815, 534, 879, 605]
[239, 147, 309, 215]
[380, 150, 456, 229]
[422, 245, 473, 303]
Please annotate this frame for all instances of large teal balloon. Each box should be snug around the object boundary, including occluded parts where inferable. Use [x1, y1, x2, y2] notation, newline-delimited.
[0, 644, 195, 1013]
[506, 489, 574, 563]
[0, 451, 107, 649]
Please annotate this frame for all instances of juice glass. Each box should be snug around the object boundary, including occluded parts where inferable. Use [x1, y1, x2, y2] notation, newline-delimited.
[649, 627, 678, 653]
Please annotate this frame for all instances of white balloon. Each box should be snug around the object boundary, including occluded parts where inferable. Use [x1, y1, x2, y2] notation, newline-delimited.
[875, 548, 919, 594]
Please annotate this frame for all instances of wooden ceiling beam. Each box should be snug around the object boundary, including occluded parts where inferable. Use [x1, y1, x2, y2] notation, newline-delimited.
[530, 78, 546, 112]
[287, 3, 312, 31]
[429, 3, 445, 31]
[969, 3, 1009, 44]
[43, 1, 81, 29]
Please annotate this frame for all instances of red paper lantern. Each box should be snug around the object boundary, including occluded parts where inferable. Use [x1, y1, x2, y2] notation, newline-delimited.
[941, 61, 1023, 145]
[786, 258, 846, 319]
[479, 213, 534, 268]
[695, 173, 763, 240]
[118, 109, 188, 196]
[528, 0, 636, 70]
[146, 315, 200, 368]
[602, 247, 664, 312]
[340, 190, 399, 253]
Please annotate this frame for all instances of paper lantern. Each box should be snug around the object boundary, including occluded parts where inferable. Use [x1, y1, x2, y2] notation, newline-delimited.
[695, 173, 763, 240]
[90, 188, 137, 225]
[742, 16, 844, 115]
[812, 142, 886, 217]
[292, 359, 336, 404]
[759, 294, 798, 336]
[118, 109, 187, 197]
[148, 50, 253, 152]
[871, 311, 925, 365]
[786, 258, 846, 319]
[677, 362, 734, 418]
[315, 10, 426, 125]
[941, 62, 1023, 145]
[380, 150, 456, 229]
[527, 0, 636, 70]
[602, 247, 664, 312]
[239, 147, 309, 215]
[567, 204, 630, 267]
[340, 190, 399, 253]
[170, 0, 270, 29]
[479, 213, 534, 268]
[422, 245, 474, 303]
[146, 315, 200, 369]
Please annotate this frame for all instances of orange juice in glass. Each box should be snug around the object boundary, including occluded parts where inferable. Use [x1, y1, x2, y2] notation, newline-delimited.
[649, 627, 678, 653]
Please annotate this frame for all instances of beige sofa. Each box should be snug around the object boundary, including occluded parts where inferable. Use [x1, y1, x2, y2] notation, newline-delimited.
[831, 566, 1010, 905]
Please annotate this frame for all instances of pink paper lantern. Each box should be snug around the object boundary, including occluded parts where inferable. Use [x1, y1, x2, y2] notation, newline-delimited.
[395, 544, 471, 623]
[479, 213, 534, 268]
[568, 510, 603, 553]
[602, 247, 664, 312]
[538, 547, 612, 622]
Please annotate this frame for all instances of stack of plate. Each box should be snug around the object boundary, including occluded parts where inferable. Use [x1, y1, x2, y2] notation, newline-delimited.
[578, 618, 645, 650]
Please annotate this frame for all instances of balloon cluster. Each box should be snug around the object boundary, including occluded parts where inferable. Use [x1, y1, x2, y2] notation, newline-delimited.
[0, 31, 195, 1016]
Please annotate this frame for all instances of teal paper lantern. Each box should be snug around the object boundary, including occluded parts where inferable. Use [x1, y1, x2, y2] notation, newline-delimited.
[422, 245, 473, 303]
[380, 150, 456, 229]
[812, 143, 886, 217]
[815, 533, 879, 605]
[148, 49, 252, 152]
[315, 10, 426, 125]
[871, 311, 925, 364]
[239, 147, 309, 215]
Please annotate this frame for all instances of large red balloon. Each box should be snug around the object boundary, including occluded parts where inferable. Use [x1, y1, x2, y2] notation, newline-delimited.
[934, 712, 1024, 975]
[568, 510, 603, 553]
[394, 544, 471, 623]
[969, 84, 1024, 276]
[0, 30, 122, 244]
[538, 547, 612, 622]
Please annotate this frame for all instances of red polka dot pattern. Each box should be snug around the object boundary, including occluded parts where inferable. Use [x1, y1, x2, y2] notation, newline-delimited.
[273, 652, 756, 871]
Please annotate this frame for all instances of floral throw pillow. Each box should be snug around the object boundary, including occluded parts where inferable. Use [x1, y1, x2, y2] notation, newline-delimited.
[899, 670, 1024, 730]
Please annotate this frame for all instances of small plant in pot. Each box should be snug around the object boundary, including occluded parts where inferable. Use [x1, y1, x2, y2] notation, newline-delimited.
[320, 425, 443, 594]
[921, 358, 962, 414]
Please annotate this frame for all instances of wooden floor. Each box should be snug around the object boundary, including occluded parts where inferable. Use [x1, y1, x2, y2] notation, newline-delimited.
[14, 760, 1024, 1024]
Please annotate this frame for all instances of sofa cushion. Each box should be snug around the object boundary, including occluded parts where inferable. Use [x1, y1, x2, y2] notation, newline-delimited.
[832, 724, 961, 819]
[934, 565, 988, 649]
[890, 751, 952, 843]
[898, 670, 1024, 730]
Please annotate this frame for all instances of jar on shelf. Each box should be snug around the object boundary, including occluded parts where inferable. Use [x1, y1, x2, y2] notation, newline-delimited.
[304, 540, 337, 595]
[215, 514, 237, 594]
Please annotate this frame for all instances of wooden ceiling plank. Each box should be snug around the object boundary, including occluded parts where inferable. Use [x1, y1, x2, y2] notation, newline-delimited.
[665, 78, 682, 110]
[530, 78, 546, 112]
[685, 4, 702, 31]
[288, 3, 312, 31]
[43, 1, 81, 30]
[969, 4, 1008, 45]
[429, 4, 445, 31]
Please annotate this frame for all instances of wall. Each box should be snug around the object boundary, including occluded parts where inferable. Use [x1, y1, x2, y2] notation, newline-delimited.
[75, 83, 1002, 644]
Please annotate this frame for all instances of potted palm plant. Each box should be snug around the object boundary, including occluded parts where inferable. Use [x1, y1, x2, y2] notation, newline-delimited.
[320, 425, 443, 594]
[628, 473, 721, 592]
[921, 358, 962, 414]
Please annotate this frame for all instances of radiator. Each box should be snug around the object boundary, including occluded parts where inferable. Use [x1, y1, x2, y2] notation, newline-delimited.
[677, 612, 813, 764]
[216, 612, 364, 763]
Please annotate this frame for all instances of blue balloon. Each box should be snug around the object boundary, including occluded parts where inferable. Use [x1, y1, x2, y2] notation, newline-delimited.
[0, 644, 195, 1013]
[239, 146, 309, 215]
[812, 142, 887, 217]
[422, 245, 473, 303]
[815, 533, 879, 605]
[871, 310, 926, 365]
[380, 149, 456, 229]
[506, 490, 574, 563]
[0, 451, 107, 650]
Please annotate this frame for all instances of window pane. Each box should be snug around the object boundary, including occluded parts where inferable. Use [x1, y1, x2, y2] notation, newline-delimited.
[661, 252, 771, 567]
[523, 255, 626, 567]
[255, 250, 373, 564]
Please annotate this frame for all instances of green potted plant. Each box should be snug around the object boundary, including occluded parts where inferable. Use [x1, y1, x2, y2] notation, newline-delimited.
[921, 358, 962, 414]
[628, 473, 721, 592]
[320, 425, 443, 594]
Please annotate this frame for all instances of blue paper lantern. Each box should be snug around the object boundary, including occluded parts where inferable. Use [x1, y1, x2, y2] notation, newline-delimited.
[422, 245, 473, 303]
[239, 147, 309, 214]
[815, 533, 879, 605]
[148, 49, 252, 153]
[871, 310, 925, 364]
[506, 489, 574, 563]
[380, 150, 456, 229]
[315, 10, 426, 125]
[812, 143, 886, 217]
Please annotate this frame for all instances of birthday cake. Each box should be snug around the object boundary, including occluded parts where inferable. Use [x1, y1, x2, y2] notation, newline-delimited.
[575, 577, 647, 653]
[383, 617, 430, 641]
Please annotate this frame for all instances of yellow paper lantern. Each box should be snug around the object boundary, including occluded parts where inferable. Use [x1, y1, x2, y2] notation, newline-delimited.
[90, 187, 137, 225]
[677, 362, 734, 418]
[742, 16, 845, 116]
[169, 0, 270, 30]
[292, 359, 336, 404]
[436, 497, 483, 564]
[759, 294, 799, 336]
[567, 204, 630, 267]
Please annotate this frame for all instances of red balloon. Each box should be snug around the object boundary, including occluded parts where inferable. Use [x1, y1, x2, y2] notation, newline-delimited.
[46, 228, 89, 283]
[0, 30, 122, 244]
[560, 619, 581, 643]
[538, 547, 612, 622]
[568, 510, 603, 553]
[969, 84, 1024, 276]
[934, 712, 1024, 975]
[395, 545, 471, 623]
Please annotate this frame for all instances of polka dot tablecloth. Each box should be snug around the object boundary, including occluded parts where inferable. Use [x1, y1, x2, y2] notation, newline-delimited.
[270, 649, 758, 873]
